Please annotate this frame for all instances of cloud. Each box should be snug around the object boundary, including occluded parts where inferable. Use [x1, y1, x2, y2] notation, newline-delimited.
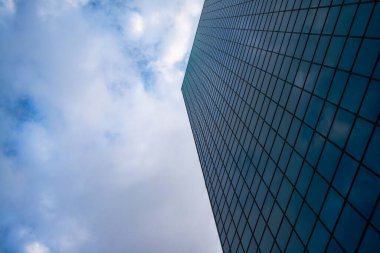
[25, 242, 51, 253]
[0, 0, 15, 14]
[0, 0, 221, 253]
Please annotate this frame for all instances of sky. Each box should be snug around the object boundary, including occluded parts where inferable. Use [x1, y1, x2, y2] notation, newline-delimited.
[0, 0, 222, 252]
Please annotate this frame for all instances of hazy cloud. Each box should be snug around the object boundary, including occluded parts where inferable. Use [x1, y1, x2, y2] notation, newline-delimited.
[0, 0, 221, 252]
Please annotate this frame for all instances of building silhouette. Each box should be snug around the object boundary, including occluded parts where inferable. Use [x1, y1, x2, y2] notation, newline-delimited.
[182, 0, 380, 252]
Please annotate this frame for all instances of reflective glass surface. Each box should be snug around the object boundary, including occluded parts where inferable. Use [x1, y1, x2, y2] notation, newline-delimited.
[182, 0, 380, 252]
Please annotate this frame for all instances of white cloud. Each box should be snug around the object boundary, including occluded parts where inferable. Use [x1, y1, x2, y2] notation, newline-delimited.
[25, 242, 51, 253]
[1, 0, 15, 13]
[0, 0, 222, 253]
[36, 0, 89, 18]
[0, 0, 15, 18]
[126, 12, 145, 39]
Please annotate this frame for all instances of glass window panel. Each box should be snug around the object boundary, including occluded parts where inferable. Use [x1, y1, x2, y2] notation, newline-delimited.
[320, 188, 344, 231]
[350, 3, 373, 36]
[335, 4, 357, 36]
[287, 118, 301, 146]
[326, 239, 345, 253]
[286, 191, 303, 225]
[363, 127, 380, 175]
[334, 204, 366, 253]
[341, 75, 368, 114]
[329, 109, 354, 148]
[333, 154, 358, 196]
[268, 203, 283, 235]
[327, 71, 348, 104]
[295, 90, 311, 119]
[314, 67, 334, 98]
[270, 169, 283, 196]
[295, 204, 316, 244]
[287, 34, 299, 57]
[317, 102, 337, 137]
[359, 81, 380, 122]
[294, 61, 310, 88]
[306, 173, 329, 213]
[304, 96, 323, 128]
[304, 64, 321, 92]
[338, 38, 361, 71]
[286, 232, 304, 253]
[349, 167, 380, 218]
[286, 151, 303, 184]
[346, 118, 372, 160]
[260, 227, 274, 253]
[295, 124, 313, 156]
[323, 6, 340, 35]
[358, 226, 380, 253]
[312, 7, 329, 34]
[296, 163, 314, 197]
[317, 141, 341, 182]
[277, 219, 292, 251]
[314, 35, 330, 64]
[308, 221, 330, 253]
[295, 34, 308, 58]
[306, 132, 325, 167]
[278, 178, 293, 210]
[241, 225, 253, 251]
[324, 37, 345, 68]
[303, 8, 317, 33]
[303, 35, 319, 62]
[366, 3, 380, 37]
[254, 215, 266, 241]
[294, 9, 307, 33]
[371, 202, 380, 231]
[286, 86, 301, 114]
[353, 39, 380, 76]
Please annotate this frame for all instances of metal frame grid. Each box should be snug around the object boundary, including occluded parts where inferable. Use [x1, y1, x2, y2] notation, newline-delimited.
[182, 0, 380, 252]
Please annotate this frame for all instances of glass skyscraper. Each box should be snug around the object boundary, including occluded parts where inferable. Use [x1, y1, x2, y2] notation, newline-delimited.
[182, 0, 379, 252]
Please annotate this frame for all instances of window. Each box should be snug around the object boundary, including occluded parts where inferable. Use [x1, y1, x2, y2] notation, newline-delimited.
[314, 67, 334, 98]
[323, 6, 340, 34]
[320, 188, 344, 231]
[346, 118, 372, 160]
[312, 7, 329, 34]
[366, 3, 380, 37]
[317, 102, 337, 137]
[304, 96, 324, 128]
[308, 221, 330, 253]
[295, 204, 316, 244]
[353, 39, 380, 76]
[295, 124, 313, 156]
[324, 37, 345, 68]
[306, 173, 329, 213]
[341, 75, 368, 114]
[327, 71, 348, 104]
[334, 204, 366, 252]
[286, 191, 303, 225]
[335, 4, 357, 36]
[349, 167, 380, 218]
[333, 154, 358, 195]
[360, 81, 380, 122]
[328, 109, 354, 148]
[350, 3, 373, 36]
[286, 151, 303, 184]
[317, 141, 341, 182]
[296, 163, 314, 197]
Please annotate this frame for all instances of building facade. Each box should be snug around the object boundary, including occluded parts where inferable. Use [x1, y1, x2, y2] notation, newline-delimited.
[182, 0, 380, 252]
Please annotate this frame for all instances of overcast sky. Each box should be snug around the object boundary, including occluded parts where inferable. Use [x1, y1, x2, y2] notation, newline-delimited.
[0, 0, 222, 252]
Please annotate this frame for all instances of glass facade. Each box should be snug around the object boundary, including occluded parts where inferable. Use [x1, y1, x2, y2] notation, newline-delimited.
[182, 0, 380, 252]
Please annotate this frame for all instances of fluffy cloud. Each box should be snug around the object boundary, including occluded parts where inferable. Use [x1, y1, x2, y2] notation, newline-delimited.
[0, 0, 221, 253]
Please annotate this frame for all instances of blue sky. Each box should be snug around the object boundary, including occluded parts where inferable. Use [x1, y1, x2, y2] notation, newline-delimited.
[0, 0, 222, 252]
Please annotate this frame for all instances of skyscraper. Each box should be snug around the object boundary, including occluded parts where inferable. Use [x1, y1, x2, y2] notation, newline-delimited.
[182, 0, 380, 252]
